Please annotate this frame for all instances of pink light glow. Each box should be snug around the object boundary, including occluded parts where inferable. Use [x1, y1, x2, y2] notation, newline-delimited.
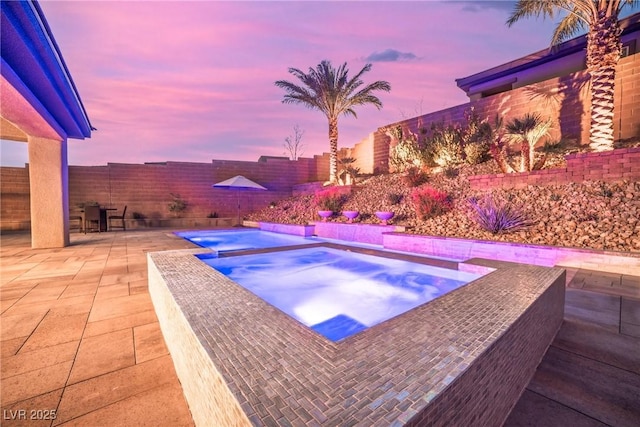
[2, 1, 574, 166]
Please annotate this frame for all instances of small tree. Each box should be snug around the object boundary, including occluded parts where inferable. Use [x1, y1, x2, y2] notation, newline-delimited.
[168, 193, 187, 217]
[505, 113, 553, 172]
[337, 156, 360, 186]
[284, 124, 305, 160]
[488, 113, 553, 173]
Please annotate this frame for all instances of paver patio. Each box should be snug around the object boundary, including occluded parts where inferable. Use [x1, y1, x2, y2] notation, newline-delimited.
[1, 229, 638, 426]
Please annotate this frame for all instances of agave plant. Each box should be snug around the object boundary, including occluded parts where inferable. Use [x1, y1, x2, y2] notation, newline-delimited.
[468, 194, 533, 234]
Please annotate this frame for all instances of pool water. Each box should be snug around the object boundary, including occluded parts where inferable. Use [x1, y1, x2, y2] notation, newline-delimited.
[197, 247, 481, 342]
[177, 229, 315, 254]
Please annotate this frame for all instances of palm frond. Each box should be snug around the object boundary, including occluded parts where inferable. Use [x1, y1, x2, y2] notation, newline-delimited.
[552, 11, 585, 44]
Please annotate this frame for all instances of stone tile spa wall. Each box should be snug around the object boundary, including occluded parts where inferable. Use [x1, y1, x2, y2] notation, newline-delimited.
[148, 243, 565, 426]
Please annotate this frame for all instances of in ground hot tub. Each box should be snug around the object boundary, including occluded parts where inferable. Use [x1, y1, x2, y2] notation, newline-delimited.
[148, 242, 565, 426]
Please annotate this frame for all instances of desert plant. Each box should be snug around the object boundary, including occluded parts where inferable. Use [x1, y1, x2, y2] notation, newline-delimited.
[314, 187, 347, 213]
[460, 108, 492, 165]
[468, 194, 533, 234]
[463, 142, 490, 165]
[388, 126, 426, 172]
[387, 193, 403, 205]
[487, 115, 517, 174]
[403, 166, 429, 187]
[425, 122, 464, 168]
[207, 212, 219, 218]
[443, 166, 459, 179]
[411, 186, 453, 220]
[337, 156, 360, 185]
[132, 212, 146, 220]
[168, 193, 187, 217]
[507, 0, 637, 152]
[505, 112, 553, 172]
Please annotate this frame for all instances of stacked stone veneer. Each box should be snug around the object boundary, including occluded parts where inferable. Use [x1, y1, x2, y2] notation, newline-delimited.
[148, 243, 565, 426]
[469, 147, 640, 190]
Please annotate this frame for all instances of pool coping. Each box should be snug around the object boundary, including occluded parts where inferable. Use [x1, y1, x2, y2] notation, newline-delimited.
[148, 242, 565, 426]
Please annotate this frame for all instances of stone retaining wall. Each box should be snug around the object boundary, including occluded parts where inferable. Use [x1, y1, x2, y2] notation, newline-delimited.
[469, 147, 640, 190]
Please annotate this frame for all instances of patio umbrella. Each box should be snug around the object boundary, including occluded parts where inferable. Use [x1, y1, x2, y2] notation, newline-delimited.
[212, 175, 267, 226]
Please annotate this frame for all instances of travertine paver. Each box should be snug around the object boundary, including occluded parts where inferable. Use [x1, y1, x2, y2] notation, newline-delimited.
[1, 229, 637, 427]
[1, 230, 196, 427]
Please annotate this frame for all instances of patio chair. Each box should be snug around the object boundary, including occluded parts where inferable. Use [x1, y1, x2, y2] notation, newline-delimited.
[108, 205, 127, 231]
[84, 205, 101, 233]
[69, 213, 83, 232]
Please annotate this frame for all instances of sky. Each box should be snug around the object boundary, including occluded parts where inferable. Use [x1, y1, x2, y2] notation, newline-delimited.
[2, 0, 630, 167]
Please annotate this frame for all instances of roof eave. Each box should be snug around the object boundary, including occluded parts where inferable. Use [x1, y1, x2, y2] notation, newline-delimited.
[0, 0, 93, 140]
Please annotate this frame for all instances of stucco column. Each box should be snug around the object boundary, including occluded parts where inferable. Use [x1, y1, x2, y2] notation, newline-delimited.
[28, 136, 70, 248]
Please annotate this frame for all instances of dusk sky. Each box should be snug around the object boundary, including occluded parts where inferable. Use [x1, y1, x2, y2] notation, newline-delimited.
[3, 0, 631, 167]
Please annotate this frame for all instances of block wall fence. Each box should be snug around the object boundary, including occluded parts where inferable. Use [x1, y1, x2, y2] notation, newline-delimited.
[0, 155, 330, 231]
[370, 52, 640, 173]
[1, 53, 638, 231]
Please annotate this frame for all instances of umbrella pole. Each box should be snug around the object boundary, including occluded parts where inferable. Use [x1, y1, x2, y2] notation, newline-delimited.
[237, 190, 240, 226]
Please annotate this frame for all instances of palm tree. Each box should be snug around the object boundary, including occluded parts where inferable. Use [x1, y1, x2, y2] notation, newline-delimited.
[275, 60, 390, 183]
[507, 0, 638, 152]
[505, 113, 553, 172]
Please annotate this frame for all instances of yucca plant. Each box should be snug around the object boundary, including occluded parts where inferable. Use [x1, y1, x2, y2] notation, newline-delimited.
[468, 194, 533, 234]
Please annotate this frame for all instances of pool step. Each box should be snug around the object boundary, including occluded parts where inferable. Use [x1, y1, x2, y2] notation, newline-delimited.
[311, 315, 367, 342]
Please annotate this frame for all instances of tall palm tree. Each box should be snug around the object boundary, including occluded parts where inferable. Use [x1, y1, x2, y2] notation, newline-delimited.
[507, 0, 638, 152]
[275, 60, 390, 183]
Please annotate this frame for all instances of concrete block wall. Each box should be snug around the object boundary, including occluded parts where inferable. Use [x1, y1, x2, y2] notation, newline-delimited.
[2, 156, 330, 231]
[468, 147, 640, 190]
[0, 166, 31, 230]
[614, 52, 639, 140]
[375, 53, 639, 171]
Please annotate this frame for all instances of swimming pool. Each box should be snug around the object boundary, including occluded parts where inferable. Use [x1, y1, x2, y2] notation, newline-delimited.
[176, 229, 315, 254]
[197, 246, 481, 341]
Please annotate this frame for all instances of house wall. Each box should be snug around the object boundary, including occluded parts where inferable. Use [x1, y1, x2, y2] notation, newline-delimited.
[374, 52, 639, 173]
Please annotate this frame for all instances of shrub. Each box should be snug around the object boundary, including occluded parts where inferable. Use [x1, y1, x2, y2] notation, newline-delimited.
[468, 194, 532, 234]
[425, 122, 464, 168]
[207, 212, 219, 218]
[443, 166, 459, 179]
[411, 186, 453, 220]
[463, 141, 490, 165]
[132, 212, 146, 220]
[314, 187, 347, 212]
[387, 193, 403, 205]
[403, 166, 429, 187]
[388, 126, 426, 172]
[168, 193, 187, 216]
